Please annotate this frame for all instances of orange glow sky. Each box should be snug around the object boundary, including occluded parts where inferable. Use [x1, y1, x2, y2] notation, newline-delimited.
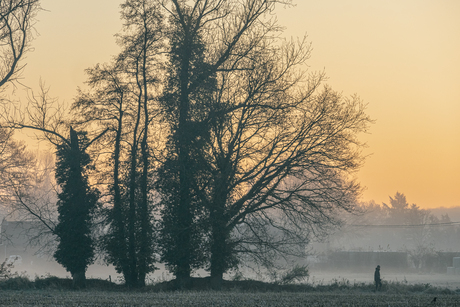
[18, 0, 460, 209]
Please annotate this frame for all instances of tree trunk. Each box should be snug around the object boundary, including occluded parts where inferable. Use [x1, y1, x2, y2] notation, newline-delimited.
[210, 186, 231, 286]
[72, 270, 86, 289]
[210, 220, 228, 286]
[127, 90, 142, 288]
[175, 32, 193, 282]
[174, 273, 192, 290]
[113, 105, 130, 283]
[138, 34, 150, 288]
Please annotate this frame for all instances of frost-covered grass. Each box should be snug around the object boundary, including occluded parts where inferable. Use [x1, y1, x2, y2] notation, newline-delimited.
[0, 274, 459, 306]
[0, 290, 458, 306]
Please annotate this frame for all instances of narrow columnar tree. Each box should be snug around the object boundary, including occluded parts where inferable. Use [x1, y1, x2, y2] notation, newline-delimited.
[157, 4, 217, 283]
[54, 127, 99, 288]
[2, 86, 106, 287]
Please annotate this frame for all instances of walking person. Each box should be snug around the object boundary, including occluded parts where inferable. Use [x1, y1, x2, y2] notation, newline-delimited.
[374, 265, 382, 291]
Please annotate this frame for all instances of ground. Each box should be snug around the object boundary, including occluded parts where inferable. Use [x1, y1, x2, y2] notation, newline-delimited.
[308, 270, 460, 290]
[0, 290, 457, 306]
[2, 268, 460, 306]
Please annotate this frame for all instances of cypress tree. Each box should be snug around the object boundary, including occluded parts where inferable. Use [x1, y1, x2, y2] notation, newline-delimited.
[54, 127, 99, 288]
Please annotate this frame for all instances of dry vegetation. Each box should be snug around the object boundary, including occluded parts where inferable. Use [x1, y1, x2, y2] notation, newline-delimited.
[0, 276, 459, 306]
[0, 290, 458, 307]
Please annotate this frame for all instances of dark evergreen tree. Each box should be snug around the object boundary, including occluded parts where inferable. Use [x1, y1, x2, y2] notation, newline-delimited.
[157, 5, 216, 284]
[53, 127, 99, 288]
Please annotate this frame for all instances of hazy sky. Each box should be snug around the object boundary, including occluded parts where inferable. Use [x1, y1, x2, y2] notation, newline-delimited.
[18, 0, 460, 209]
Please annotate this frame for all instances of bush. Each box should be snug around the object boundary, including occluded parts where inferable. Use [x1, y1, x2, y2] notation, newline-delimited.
[280, 265, 309, 285]
[0, 257, 19, 280]
[0, 276, 33, 290]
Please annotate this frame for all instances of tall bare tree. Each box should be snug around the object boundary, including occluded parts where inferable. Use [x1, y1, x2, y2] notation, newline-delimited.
[0, 0, 40, 202]
[156, 0, 299, 285]
[0, 0, 40, 89]
[0, 0, 55, 264]
[206, 83, 369, 282]
[155, 0, 371, 285]
[73, 62, 132, 282]
[73, 0, 164, 287]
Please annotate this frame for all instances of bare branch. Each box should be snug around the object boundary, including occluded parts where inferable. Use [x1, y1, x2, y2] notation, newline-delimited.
[0, 0, 40, 88]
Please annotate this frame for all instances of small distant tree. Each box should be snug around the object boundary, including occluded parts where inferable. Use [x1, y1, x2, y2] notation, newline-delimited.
[383, 192, 410, 225]
[53, 127, 99, 288]
[383, 192, 432, 245]
[381, 192, 441, 270]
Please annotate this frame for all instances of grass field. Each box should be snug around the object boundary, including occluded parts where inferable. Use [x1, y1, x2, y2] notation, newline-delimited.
[0, 290, 458, 306]
[1, 273, 459, 306]
[306, 271, 460, 291]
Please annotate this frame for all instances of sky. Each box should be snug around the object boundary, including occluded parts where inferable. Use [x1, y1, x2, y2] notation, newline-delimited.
[15, 0, 460, 209]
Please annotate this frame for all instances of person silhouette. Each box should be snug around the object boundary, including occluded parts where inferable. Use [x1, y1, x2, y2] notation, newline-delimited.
[374, 265, 382, 290]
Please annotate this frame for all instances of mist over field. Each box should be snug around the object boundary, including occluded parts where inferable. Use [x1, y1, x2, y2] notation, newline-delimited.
[3, 199, 460, 290]
[1, 1, 459, 296]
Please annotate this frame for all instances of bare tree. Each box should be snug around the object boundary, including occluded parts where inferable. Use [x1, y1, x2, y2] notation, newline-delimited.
[156, 0, 299, 285]
[0, 126, 58, 265]
[155, 0, 371, 285]
[0, 0, 53, 263]
[0, 126, 34, 205]
[7, 151, 57, 226]
[72, 0, 165, 287]
[73, 62, 133, 283]
[206, 80, 369, 282]
[0, 0, 41, 206]
[0, 0, 40, 89]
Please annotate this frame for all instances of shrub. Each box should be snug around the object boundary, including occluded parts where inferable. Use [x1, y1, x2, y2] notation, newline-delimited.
[0, 257, 18, 280]
[280, 265, 309, 285]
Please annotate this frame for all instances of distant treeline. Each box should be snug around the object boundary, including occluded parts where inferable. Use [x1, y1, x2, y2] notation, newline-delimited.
[313, 251, 460, 273]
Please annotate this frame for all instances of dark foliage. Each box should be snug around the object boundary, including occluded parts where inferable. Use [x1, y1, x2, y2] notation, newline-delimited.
[53, 127, 99, 287]
[157, 6, 216, 281]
